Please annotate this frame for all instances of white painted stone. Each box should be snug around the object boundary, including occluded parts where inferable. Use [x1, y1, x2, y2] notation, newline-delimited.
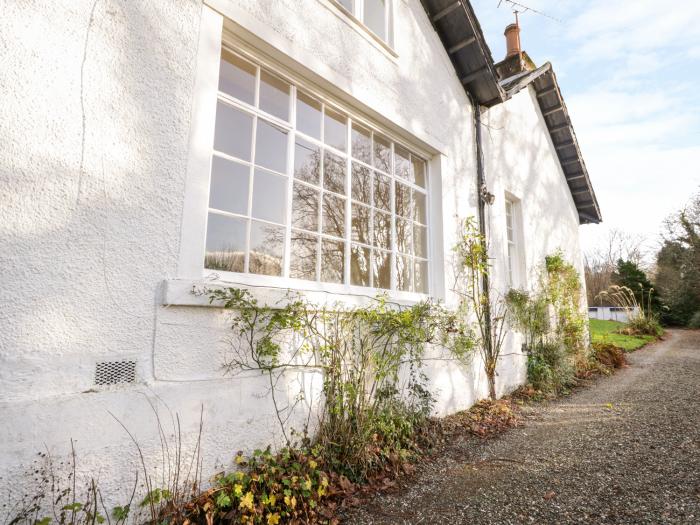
[0, 0, 589, 510]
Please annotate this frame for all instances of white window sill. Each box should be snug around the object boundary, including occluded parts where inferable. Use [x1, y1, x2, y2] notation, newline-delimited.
[162, 277, 431, 309]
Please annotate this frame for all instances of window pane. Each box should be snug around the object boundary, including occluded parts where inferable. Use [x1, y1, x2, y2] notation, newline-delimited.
[252, 169, 287, 224]
[294, 138, 320, 185]
[324, 108, 347, 151]
[322, 193, 345, 238]
[249, 221, 284, 276]
[373, 210, 391, 249]
[394, 145, 411, 181]
[412, 155, 426, 188]
[214, 102, 253, 161]
[323, 151, 346, 195]
[337, 0, 353, 10]
[364, 0, 387, 40]
[351, 163, 371, 204]
[204, 213, 246, 272]
[351, 124, 372, 164]
[414, 224, 428, 258]
[373, 134, 391, 173]
[290, 231, 318, 281]
[413, 190, 427, 224]
[219, 50, 255, 104]
[255, 120, 288, 173]
[396, 255, 412, 292]
[373, 172, 391, 212]
[396, 218, 412, 254]
[209, 156, 249, 215]
[351, 203, 370, 245]
[395, 181, 410, 218]
[415, 259, 428, 293]
[321, 239, 345, 283]
[372, 249, 391, 290]
[297, 92, 322, 139]
[292, 182, 319, 232]
[351, 244, 370, 287]
[259, 70, 290, 121]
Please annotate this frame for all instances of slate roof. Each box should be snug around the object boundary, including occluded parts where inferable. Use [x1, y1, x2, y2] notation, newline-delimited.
[420, 0, 602, 224]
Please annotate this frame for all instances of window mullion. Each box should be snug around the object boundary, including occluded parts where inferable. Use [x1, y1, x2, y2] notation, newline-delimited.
[389, 141, 397, 291]
[245, 115, 258, 274]
[344, 119, 352, 286]
[283, 86, 297, 279]
[317, 104, 326, 283]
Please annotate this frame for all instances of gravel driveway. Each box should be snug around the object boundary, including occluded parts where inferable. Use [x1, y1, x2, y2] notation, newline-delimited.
[343, 329, 700, 524]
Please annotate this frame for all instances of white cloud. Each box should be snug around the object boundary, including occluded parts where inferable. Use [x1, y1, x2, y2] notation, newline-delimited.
[568, 0, 700, 62]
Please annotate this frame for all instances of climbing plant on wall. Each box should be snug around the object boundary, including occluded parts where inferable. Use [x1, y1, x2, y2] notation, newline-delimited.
[506, 251, 588, 394]
[205, 287, 474, 482]
[452, 217, 510, 400]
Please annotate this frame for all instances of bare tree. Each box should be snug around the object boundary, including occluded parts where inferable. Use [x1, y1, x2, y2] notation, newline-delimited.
[584, 228, 649, 305]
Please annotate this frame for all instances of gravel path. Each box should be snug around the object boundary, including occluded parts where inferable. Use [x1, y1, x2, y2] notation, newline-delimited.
[343, 330, 700, 524]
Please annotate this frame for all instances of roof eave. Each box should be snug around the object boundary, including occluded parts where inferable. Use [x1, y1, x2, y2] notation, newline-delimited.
[420, 0, 505, 107]
[501, 63, 603, 224]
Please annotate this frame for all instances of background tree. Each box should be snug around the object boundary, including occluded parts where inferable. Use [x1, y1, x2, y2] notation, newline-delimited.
[584, 229, 648, 305]
[655, 190, 700, 326]
[611, 259, 662, 314]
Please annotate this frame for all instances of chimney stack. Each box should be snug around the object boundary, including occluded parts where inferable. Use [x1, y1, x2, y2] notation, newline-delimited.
[504, 22, 521, 58]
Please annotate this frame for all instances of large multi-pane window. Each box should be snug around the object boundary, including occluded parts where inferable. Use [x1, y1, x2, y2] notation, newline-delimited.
[204, 47, 429, 294]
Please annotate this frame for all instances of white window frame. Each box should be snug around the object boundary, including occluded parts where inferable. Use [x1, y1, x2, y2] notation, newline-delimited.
[504, 196, 523, 289]
[176, 8, 434, 303]
[329, 0, 395, 48]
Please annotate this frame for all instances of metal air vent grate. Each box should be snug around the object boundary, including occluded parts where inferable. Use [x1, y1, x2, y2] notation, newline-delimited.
[94, 360, 136, 386]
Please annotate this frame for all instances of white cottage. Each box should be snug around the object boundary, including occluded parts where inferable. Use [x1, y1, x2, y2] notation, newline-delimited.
[0, 0, 600, 499]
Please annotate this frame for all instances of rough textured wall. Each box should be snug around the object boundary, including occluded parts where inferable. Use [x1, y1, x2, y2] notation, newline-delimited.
[481, 86, 588, 390]
[0, 0, 506, 505]
[483, 86, 586, 288]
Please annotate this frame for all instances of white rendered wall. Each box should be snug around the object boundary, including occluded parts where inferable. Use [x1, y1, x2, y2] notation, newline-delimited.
[0, 0, 584, 506]
[481, 86, 590, 391]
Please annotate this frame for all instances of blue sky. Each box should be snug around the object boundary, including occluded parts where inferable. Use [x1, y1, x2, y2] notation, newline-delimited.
[471, 0, 700, 257]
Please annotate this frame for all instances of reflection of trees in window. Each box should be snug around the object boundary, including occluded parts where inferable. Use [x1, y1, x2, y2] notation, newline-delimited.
[290, 230, 318, 280]
[292, 183, 319, 232]
[249, 221, 284, 276]
[204, 248, 245, 273]
[323, 151, 346, 195]
[323, 193, 345, 239]
[373, 134, 391, 173]
[351, 125, 372, 165]
[294, 139, 321, 184]
[373, 211, 391, 250]
[373, 250, 391, 289]
[374, 173, 391, 212]
[322, 239, 344, 283]
[351, 163, 371, 204]
[351, 244, 370, 286]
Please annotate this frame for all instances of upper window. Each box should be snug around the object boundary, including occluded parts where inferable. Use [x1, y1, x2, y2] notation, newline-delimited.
[204, 48, 429, 294]
[505, 198, 520, 288]
[334, 0, 393, 45]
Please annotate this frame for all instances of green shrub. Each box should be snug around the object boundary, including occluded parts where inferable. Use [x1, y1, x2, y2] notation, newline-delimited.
[182, 446, 331, 525]
[688, 311, 700, 329]
[526, 342, 575, 395]
[623, 313, 663, 337]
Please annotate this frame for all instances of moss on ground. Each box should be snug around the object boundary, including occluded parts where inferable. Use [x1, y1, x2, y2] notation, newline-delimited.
[589, 319, 656, 351]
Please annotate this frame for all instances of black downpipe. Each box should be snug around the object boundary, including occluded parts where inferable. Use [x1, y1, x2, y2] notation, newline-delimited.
[470, 95, 493, 366]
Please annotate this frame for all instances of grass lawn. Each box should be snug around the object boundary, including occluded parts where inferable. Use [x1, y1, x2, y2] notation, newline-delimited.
[589, 319, 656, 351]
